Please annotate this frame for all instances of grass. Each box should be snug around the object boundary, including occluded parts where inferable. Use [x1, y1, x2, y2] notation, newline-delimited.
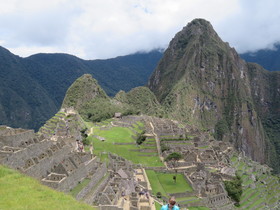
[69, 178, 91, 197]
[88, 124, 163, 167]
[0, 165, 95, 210]
[157, 173, 193, 194]
[155, 202, 162, 210]
[92, 126, 135, 143]
[146, 170, 193, 197]
[146, 170, 167, 197]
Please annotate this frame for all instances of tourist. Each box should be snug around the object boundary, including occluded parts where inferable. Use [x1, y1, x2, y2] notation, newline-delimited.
[161, 197, 180, 210]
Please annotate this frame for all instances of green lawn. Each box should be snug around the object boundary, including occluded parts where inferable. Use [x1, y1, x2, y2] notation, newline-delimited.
[92, 126, 135, 143]
[0, 165, 95, 210]
[157, 173, 193, 194]
[146, 170, 193, 197]
[146, 170, 167, 197]
[88, 124, 164, 167]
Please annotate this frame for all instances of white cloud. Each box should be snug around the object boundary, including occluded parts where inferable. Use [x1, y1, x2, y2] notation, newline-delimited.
[0, 0, 279, 59]
[215, 0, 280, 53]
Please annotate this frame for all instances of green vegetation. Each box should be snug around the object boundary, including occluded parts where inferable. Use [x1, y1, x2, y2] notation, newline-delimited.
[214, 119, 229, 141]
[80, 98, 129, 122]
[155, 202, 162, 210]
[0, 47, 162, 130]
[124, 87, 165, 117]
[224, 174, 242, 205]
[136, 130, 146, 145]
[164, 152, 183, 162]
[88, 123, 163, 167]
[165, 152, 183, 179]
[146, 170, 192, 197]
[69, 178, 91, 197]
[0, 165, 95, 210]
[263, 114, 280, 173]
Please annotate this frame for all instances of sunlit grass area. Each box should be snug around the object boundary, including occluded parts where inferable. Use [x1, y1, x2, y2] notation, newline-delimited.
[0, 165, 95, 210]
[88, 122, 164, 167]
[146, 170, 193, 197]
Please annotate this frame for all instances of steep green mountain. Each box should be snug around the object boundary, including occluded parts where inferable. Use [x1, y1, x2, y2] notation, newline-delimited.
[0, 47, 57, 129]
[241, 44, 280, 71]
[62, 74, 108, 110]
[115, 86, 165, 117]
[62, 74, 164, 123]
[148, 19, 279, 171]
[0, 48, 162, 130]
[246, 63, 280, 171]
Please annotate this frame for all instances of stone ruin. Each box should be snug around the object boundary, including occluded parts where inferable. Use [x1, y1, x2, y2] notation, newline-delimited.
[93, 154, 153, 210]
[0, 114, 240, 210]
[0, 120, 155, 210]
[0, 125, 101, 193]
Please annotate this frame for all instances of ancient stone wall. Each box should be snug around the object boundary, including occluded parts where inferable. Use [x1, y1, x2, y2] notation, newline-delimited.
[99, 205, 122, 210]
[76, 162, 107, 200]
[84, 172, 111, 205]
[0, 130, 35, 147]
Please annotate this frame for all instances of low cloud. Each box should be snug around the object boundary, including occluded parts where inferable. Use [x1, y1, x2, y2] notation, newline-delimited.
[0, 0, 279, 59]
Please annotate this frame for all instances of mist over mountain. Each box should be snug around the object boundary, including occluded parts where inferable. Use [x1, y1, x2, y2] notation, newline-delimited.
[241, 44, 280, 71]
[0, 48, 163, 130]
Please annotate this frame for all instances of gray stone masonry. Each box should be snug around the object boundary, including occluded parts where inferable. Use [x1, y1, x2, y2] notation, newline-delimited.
[76, 162, 107, 200]
[0, 129, 35, 147]
[84, 171, 111, 205]
[99, 205, 122, 210]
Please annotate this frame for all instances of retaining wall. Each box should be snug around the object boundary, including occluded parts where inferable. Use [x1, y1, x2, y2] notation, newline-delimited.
[76, 162, 107, 200]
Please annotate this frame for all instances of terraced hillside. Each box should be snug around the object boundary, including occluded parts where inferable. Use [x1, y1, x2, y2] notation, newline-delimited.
[230, 155, 280, 209]
[38, 108, 85, 141]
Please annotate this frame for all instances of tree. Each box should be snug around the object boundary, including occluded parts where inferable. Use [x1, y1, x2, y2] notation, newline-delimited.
[165, 152, 183, 182]
[224, 174, 242, 206]
[214, 119, 229, 141]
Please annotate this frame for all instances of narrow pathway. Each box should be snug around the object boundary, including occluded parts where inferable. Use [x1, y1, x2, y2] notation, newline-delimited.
[149, 122, 163, 162]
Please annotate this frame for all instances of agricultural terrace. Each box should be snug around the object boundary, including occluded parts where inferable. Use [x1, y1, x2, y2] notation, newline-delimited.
[87, 120, 164, 167]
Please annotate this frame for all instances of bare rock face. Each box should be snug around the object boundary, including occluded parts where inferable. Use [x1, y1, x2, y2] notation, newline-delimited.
[148, 19, 275, 166]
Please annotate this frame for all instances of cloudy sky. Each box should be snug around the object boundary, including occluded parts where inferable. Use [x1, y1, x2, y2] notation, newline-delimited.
[0, 0, 280, 59]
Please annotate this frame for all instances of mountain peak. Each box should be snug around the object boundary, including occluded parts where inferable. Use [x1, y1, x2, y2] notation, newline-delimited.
[148, 18, 268, 165]
[61, 74, 108, 110]
[182, 18, 215, 35]
[168, 18, 222, 55]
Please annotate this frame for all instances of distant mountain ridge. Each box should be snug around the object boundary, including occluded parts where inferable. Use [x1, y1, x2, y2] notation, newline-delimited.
[0, 48, 163, 130]
[241, 44, 280, 71]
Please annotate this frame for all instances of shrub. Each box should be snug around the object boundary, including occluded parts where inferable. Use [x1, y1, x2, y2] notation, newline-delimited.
[224, 174, 242, 205]
[160, 143, 169, 152]
[156, 192, 162, 198]
[214, 119, 229, 141]
[136, 131, 146, 145]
